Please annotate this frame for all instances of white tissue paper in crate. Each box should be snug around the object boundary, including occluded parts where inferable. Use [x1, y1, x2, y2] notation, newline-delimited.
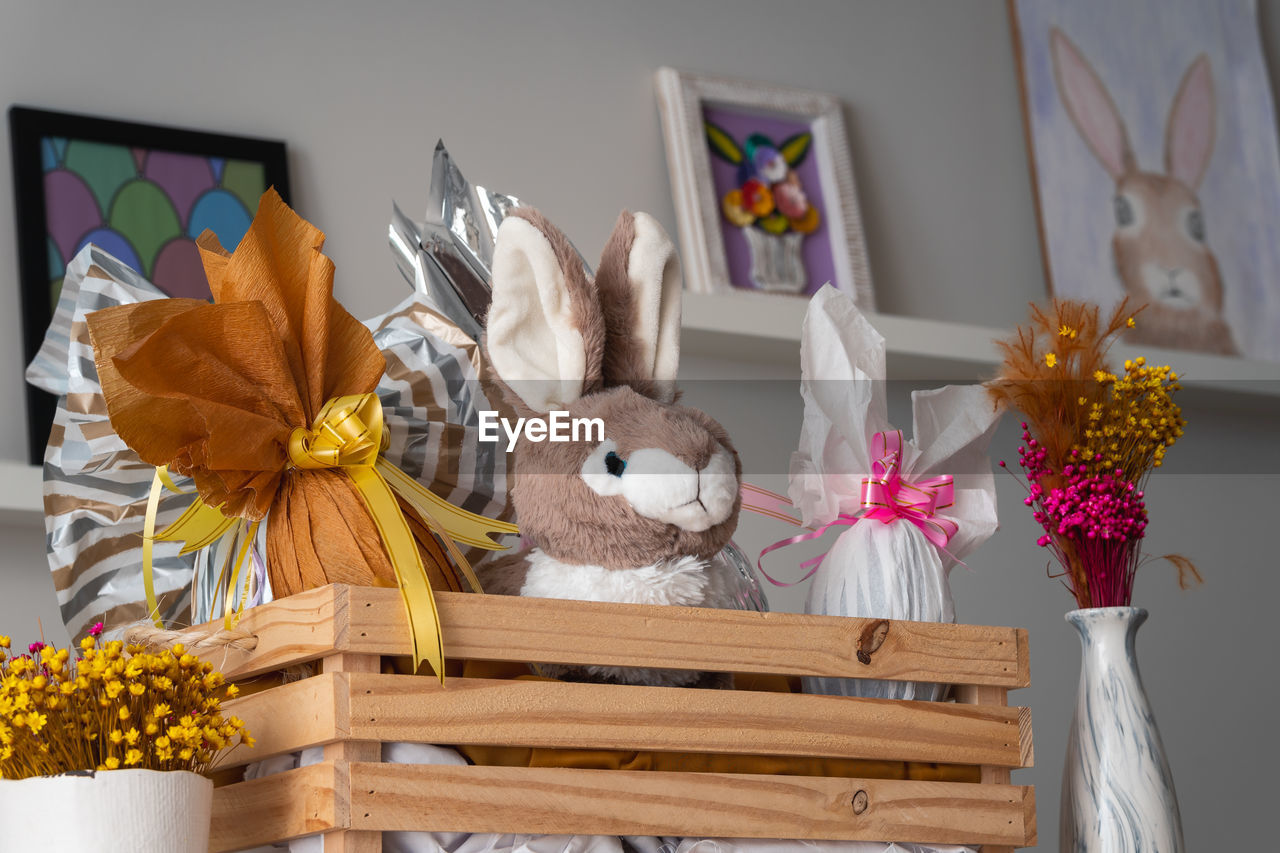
[788, 286, 1000, 701]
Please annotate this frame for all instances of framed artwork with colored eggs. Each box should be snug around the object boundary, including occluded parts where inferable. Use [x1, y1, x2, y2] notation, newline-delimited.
[9, 106, 290, 463]
[655, 68, 874, 309]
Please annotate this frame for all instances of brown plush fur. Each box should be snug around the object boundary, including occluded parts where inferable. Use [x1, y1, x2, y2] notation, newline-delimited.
[477, 208, 742, 688]
[505, 208, 606, 405]
[506, 385, 740, 570]
[478, 209, 741, 581]
[593, 210, 657, 398]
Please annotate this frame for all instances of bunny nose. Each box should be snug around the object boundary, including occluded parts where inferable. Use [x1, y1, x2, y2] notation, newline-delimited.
[581, 443, 738, 532]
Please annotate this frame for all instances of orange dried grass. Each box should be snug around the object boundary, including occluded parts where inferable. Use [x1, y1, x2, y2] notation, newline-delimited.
[987, 298, 1134, 469]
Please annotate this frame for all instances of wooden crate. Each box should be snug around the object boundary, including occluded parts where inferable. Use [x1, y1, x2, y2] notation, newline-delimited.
[192, 583, 1035, 851]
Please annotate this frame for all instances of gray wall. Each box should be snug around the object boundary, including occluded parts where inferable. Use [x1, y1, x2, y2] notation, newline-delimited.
[1, 1, 1277, 847]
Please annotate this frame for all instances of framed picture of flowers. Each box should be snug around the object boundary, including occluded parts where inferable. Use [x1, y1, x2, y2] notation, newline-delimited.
[8, 106, 290, 464]
[654, 68, 875, 307]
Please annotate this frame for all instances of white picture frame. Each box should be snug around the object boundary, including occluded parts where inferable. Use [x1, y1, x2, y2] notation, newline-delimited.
[654, 67, 875, 308]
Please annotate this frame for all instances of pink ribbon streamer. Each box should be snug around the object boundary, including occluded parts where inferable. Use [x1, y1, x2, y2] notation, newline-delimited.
[752, 430, 959, 587]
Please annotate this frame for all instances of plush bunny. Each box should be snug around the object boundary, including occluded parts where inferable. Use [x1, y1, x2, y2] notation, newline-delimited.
[476, 208, 743, 687]
[1050, 27, 1239, 356]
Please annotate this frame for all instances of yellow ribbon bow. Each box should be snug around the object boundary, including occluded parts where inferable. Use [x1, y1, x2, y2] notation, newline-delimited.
[144, 392, 518, 682]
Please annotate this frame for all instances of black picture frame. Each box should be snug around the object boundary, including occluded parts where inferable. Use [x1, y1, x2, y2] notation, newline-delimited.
[9, 106, 291, 464]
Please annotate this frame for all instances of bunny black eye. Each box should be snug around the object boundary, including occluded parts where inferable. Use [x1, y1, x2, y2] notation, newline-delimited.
[604, 450, 626, 477]
[1186, 209, 1206, 242]
[1114, 195, 1134, 227]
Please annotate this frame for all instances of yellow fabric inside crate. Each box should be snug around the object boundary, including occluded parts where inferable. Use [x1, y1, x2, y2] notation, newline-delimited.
[453, 660, 981, 783]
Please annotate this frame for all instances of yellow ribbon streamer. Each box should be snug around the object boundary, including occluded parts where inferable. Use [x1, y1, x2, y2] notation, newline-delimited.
[141, 470, 166, 628]
[142, 467, 256, 629]
[141, 393, 517, 681]
[289, 394, 448, 677]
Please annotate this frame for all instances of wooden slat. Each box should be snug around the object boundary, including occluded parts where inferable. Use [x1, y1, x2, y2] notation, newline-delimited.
[344, 673, 1031, 767]
[324, 654, 382, 764]
[956, 684, 1038, 851]
[179, 584, 344, 680]
[217, 674, 339, 768]
[369, 588, 1029, 687]
[956, 684, 1035, 771]
[182, 583, 1028, 687]
[347, 763, 1036, 846]
[322, 830, 382, 852]
[218, 672, 1030, 769]
[210, 760, 345, 852]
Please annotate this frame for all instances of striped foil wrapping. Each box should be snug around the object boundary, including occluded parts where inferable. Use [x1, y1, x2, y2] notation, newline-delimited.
[26, 246, 197, 638]
[25, 244, 511, 640]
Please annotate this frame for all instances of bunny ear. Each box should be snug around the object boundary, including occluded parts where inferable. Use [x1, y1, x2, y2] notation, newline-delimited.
[594, 211, 682, 402]
[485, 209, 605, 413]
[1165, 54, 1215, 190]
[1050, 27, 1135, 180]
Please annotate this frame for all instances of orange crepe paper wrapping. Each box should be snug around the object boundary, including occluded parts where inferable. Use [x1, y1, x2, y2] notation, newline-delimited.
[85, 190, 505, 674]
[87, 190, 398, 594]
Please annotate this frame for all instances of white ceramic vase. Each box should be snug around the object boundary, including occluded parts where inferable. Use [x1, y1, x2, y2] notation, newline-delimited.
[0, 768, 213, 852]
[1061, 607, 1185, 851]
[742, 227, 806, 293]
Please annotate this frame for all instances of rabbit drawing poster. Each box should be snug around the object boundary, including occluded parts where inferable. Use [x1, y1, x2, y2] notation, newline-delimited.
[1012, 0, 1280, 361]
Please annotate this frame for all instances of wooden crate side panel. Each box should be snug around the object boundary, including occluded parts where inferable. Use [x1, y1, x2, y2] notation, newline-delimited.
[175, 584, 1030, 687]
[344, 673, 1031, 768]
[955, 684, 1035, 771]
[348, 586, 1030, 687]
[218, 673, 342, 768]
[218, 673, 1030, 770]
[210, 760, 346, 852]
[185, 584, 345, 681]
[347, 763, 1036, 847]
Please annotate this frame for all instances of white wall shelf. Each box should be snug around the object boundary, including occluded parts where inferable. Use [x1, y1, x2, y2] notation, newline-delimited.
[0, 460, 43, 523]
[0, 293, 1274, 526]
[681, 292, 1280, 402]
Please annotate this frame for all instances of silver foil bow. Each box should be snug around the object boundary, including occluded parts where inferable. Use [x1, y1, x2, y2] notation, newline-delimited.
[390, 140, 523, 340]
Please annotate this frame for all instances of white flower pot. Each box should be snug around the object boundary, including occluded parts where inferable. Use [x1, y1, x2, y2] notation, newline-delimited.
[0, 768, 212, 852]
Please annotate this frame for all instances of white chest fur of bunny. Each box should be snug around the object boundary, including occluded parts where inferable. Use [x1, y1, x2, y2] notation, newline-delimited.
[520, 550, 742, 686]
[477, 206, 743, 688]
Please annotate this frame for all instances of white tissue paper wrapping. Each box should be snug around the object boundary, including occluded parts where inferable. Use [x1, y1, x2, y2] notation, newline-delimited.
[788, 286, 1000, 701]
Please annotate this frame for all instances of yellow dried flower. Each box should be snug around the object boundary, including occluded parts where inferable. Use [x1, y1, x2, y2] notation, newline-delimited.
[1044, 352, 1058, 368]
[0, 633, 250, 779]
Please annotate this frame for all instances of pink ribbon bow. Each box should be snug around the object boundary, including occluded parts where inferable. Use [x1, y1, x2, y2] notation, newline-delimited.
[754, 430, 958, 587]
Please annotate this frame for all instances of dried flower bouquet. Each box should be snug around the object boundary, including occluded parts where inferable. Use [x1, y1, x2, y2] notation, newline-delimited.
[988, 300, 1200, 608]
